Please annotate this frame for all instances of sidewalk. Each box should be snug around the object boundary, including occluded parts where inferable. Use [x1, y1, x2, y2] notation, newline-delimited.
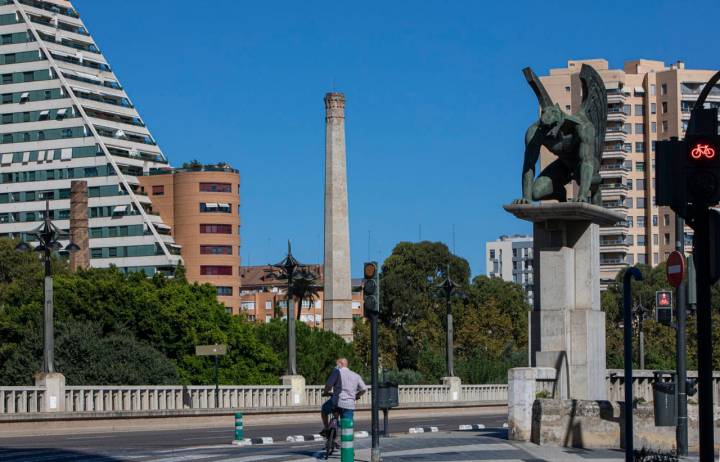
[287, 430, 627, 461]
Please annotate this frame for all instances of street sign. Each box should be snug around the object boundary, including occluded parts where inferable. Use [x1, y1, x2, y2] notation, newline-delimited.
[195, 344, 227, 356]
[666, 251, 686, 288]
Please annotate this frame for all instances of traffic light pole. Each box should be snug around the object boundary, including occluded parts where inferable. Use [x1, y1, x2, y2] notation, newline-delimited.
[370, 309, 380, 462]
[692, 207, 714, 461]
[674, 214, 688, 457]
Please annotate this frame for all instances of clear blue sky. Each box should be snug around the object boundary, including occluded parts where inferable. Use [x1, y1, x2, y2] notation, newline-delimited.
[75, 0, 719, 276]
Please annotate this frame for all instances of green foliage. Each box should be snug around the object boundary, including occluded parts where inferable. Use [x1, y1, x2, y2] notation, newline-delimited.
[255, 319, 364, 384]
[456, 347, 526, 384]
[383, 368, 425, 385]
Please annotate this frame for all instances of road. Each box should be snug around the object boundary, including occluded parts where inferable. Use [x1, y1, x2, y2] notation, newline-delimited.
[0, 408, 507, 461]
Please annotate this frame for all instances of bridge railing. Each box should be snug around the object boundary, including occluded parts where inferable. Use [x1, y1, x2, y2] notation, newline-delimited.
[0, 386, 45, 414]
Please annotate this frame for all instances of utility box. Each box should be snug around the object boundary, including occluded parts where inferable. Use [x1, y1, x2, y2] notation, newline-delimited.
[377, 382, 399, 409]
[652, 372, 677, 427]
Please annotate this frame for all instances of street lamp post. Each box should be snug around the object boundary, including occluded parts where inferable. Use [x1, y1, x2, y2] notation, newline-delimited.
[15, 200, 79, 374]
[270, 241, 311, 376]
[437, 264, 459, 378]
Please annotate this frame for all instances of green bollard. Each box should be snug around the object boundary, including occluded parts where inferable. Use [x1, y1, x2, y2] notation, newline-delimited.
[341, 417, 354, 462]
[234, 412, 243, 441]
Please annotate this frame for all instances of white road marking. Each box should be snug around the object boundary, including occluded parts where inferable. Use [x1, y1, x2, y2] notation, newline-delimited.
[66, 435, 113, 440]
[386, 443, 518, 456]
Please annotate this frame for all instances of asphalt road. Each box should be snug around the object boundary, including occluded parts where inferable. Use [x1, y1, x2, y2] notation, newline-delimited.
[0, 410, 507, 461]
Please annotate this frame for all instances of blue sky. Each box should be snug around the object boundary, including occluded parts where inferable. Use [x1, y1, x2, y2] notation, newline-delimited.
[75, 0, 720, 276]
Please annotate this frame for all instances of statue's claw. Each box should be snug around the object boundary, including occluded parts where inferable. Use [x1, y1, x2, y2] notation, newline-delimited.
[512, 198, 531, 205]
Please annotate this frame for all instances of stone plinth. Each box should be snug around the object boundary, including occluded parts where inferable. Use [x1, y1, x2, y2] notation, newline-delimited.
[504, 202, 623, 401]
[507, 367, 556, 441]
[441, 376, 461, 401]
[281, 375, 306, 406]
[34, 372, 65, 412]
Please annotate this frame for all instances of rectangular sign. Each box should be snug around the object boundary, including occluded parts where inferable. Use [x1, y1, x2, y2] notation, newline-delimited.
[195, 344, 227, 356]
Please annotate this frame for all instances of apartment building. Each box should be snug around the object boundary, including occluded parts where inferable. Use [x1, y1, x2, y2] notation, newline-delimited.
[485, 234, 533, 305]
[540, 59, 709, 284]
[0, 0, 181, 274]
[139, 164, 242, 313]
[239, 265, 364, 326]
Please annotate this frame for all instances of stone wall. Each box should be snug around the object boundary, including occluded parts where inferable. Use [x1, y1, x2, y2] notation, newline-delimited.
[532, 399, 720, 452]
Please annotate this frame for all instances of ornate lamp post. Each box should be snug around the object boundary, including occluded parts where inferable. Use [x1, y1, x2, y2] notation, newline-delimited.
[15, 200, 79, 374]
[270, 241, 311, 376]
[436, 264, 460, 378]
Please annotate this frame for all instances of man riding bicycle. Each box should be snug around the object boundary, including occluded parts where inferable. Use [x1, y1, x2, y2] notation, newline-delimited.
[320, 357, 367, 436]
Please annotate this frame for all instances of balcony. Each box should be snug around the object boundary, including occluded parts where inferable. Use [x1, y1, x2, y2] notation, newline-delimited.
[607, 92, 626, 105]
[600, 183, 629, 197]
[599, 163, 630, 181]
[602, 145, 628, 161]
[600, 221, 629, 236]
[607, 107, 627, 122]
[605, 127, 628, 142]
[602, 200, 628, 211]
[600, 238, 629, 253]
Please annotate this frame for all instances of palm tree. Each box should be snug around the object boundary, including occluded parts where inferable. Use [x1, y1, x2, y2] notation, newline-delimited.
[290, 269, 321, 321]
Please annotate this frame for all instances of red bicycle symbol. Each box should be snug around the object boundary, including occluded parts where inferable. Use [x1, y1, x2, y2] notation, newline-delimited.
[691, 143, 716, 160]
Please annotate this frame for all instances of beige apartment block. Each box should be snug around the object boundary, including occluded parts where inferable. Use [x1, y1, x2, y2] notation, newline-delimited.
[239, 265, 364, 327]
[140, 165, 242, 312]
[539, 59, 714, 284]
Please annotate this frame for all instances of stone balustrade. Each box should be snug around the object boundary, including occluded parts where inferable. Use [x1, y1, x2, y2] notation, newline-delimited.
[0, 382, 508, 415]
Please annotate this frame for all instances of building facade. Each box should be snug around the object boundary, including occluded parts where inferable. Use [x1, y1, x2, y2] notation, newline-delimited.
[139, 164, 242, 313]
[0, 0, 180, 274]
[239, 265, 364, 326]
[540, 59, 707, 284]
[485, 234, 533, 305]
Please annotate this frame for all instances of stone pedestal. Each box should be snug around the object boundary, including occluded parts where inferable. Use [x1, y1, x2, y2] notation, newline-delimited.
[441, 376, 461, 401]
[505, 202, 622, 401]
[34, 372, 65, 412]
[507, 367, 556, 441]
[281, 375, 306, 406]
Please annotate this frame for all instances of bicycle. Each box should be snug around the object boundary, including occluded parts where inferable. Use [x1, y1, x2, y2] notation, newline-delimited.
[324, 407, 341, 459]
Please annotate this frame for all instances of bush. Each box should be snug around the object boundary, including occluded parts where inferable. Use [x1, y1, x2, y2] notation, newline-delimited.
[383, 369, 425, 385]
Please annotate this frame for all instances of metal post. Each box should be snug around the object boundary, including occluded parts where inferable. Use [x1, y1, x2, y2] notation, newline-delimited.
[446, 298, 454, 377]
[675, 214, 688, 456]
[692, 207, 714, 460]
[382, 408, 389, 437]
[43, 248, 54, 374]
[234, 412, 243, 441]
[341, 416, 354, 462]
[214, 355, 219, 408]
[287, 269, 296, 376]
[623, 267, 642, 462]
[638, 317, 645, 371]
[370, 309, 381, 462]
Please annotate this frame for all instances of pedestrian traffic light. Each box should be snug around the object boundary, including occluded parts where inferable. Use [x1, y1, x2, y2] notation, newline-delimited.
[655, 290, 673, 325]
[363, 262, 380, 316]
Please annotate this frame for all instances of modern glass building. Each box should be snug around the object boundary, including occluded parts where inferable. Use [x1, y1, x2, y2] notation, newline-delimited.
[0, 0, 181, 274]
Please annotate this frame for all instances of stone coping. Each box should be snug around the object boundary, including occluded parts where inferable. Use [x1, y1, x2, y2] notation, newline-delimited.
[503, 202, 625, 226]
[0, 401, 505, 422]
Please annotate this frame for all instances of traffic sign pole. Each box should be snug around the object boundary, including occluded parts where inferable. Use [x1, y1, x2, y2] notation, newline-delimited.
[669, 239, 688, 456]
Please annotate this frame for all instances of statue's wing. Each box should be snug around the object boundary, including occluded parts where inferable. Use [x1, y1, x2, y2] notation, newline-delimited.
[579, 64, 607, 162]
[523, 67, 553, 109]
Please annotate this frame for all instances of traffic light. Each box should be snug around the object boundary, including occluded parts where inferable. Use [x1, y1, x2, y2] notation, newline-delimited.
[363, 261, 380, 317]
[655, 290, 673, 325]
[657, 107, 720, 217]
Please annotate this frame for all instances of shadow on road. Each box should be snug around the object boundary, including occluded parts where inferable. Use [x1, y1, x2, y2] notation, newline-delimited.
[0, 447, 124, 461]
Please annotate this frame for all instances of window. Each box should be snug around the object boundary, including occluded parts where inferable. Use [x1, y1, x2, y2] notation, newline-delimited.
[22, 71, 33, 82]
[200, 223, 232, 234]
[265, 301, 272, 310]
[1, 113, 10, 124]
[200, 182, 231, 193]
[664, 233, 671, 245]
[635, 142, 645, 153]
[663, 214, 670, 226]
[200, 265, 233, 276]
[2, 73, 11, 84]
[0, 35, 10, 45]
[626, 235, 634, 245]
[624, 123, 632, 134]
[489, 249, 495, 259]
[636, 179, 645, 190]
[637, 197, 646, 209]
[653, 253, 659, 265]
[22, 132, 29, 142]
[4, 53, 15, 64]
[565, 86, 570, 92]
[200, 245, 232, 255]
[636, 161, 645, 171]
[638, 216, 646, 228]
[662, 101, 668, 113]
[2, 93, 10, 104]
[626, 216, 633, 227]
[638, 254, 647, 265]
[662, 120, 668, 133]
[200, 202, 232, 213]
[91, 248, 102, 258]
[216, 286, 233, 296]
[635, 104, 644, 116]
[241, 302, 255, 311]
[653, 234, 659, 244]
[623, 104, 631, 115]
[652, 215, 658, 226]
[651, 103, 656, 114]
[650, 84, 656, 96]
[624, 143, 632, 153]
[661, 83, 667, 95]
[62, 128, 72, 138]
[626, 254, 635, 265]
[635, 123, 644, 134]
[108, 247, 117, 257]
[637, 235, 646, 245]
[626, 179, 633, 190]
[38, 130, 44, 140]
[152, 185, 164, 195]
[651, 122, 657, 133]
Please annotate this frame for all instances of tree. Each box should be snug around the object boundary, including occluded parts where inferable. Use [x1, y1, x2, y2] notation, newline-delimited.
[290, 270, 321, 321]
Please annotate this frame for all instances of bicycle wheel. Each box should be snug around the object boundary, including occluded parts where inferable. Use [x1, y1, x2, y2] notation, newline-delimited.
[325, 427, 336, 459]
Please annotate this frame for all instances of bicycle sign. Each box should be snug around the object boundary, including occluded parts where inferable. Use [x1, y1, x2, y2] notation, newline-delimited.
[690, 143, 716, 160]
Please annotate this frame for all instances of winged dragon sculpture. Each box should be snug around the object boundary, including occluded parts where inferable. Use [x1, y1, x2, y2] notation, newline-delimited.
[513, 64, 607, 205]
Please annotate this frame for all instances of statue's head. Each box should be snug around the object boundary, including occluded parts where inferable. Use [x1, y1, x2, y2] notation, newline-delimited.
[540, 103, 564, 130]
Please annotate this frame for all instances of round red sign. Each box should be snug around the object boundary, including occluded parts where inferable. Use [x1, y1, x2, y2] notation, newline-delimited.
[666, 251, 685, 288]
